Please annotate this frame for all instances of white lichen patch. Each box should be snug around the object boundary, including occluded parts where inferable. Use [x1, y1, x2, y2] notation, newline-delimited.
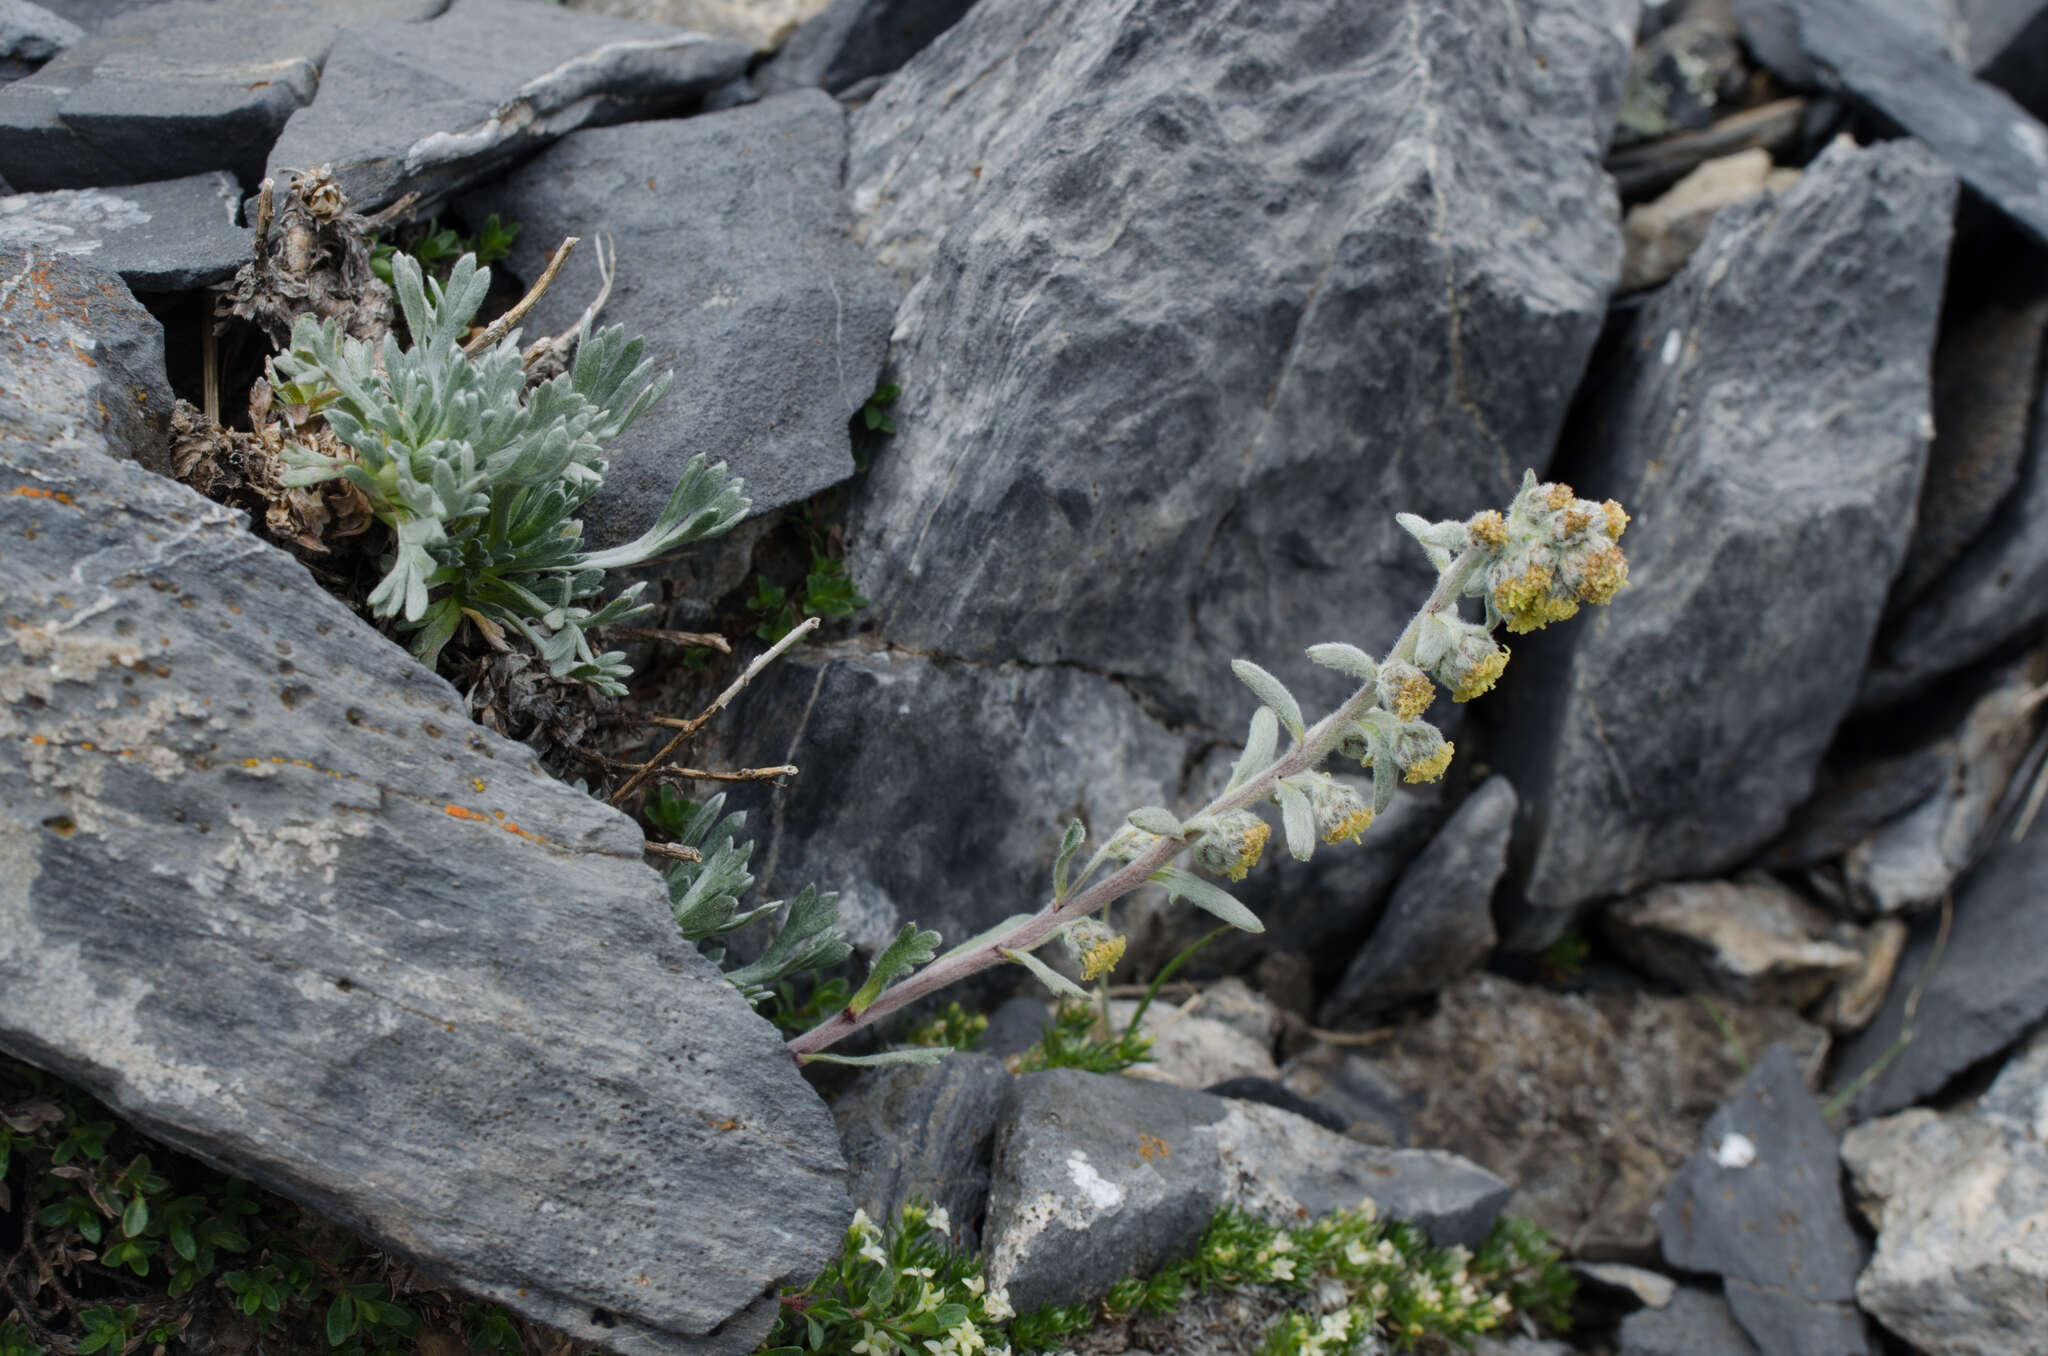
[0, 188, 152, 257]
[1066, 1151, 1125, 1209]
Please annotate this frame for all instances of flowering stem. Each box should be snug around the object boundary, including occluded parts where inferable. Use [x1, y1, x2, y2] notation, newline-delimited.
[785, 551, 1486, 1061]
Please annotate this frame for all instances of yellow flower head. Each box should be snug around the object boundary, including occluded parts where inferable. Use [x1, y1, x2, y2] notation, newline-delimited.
[1403, 740, 1454, 784]
[1466, 509, 1508, 550]
[1062, 917, 1127, 981]
[1080, 934, 1126, 981]
[1449, 644, 1509, 703]
[1572, 543, 1629, 606]
[1194, 810, 1271, 881]
[1601, 498, 1629, 540]
[1543, 482, 1576, 511]
[1305, 774, 1375, 843]
[1377, 659, 1436, 721]
[1561, 507, 1592, 536]
[1493, 560, 1579, 633]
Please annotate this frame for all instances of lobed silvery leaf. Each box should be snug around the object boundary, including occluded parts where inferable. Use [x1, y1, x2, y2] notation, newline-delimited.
[1274, 778, 1316, 862]
[1226, 707, 1279, 792]
[1127, 806, 1183, 836]
[1230, 659, 1305, 740]
[1305, 642, 1377, 682]
[849, 922, 944, 1015]
[720, 885, 853, 1000]
[1149, 866, 1264, 933]
[1002, 946, 1089, 1000]
[1052, 820, 1086, 900]
[578, 454, 748, 571]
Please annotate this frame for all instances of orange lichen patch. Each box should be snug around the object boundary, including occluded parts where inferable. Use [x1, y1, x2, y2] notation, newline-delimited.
[445, 802, 547, 846]
[443, 804, 489, 821]
[9, 486, 73, 504]
[471, 777, 486, 793]
[1137, 1134, 1170, 1161]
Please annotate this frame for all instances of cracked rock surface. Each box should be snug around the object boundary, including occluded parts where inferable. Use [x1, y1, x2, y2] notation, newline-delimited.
[0, 249, 847, 1356]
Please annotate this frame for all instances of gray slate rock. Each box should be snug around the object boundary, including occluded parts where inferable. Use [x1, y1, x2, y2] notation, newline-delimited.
[0, 249, 849, 1356]
[0, 0, 80, 61]
[1319, 777, 1514, 1027]
[1619, 1287, 1762, 1356]
[713, 644, 1186, 979]
[266, 0, 750, 214]
[1758, 740, 1955, 868]
[982, 994, 1050, 1060]
[1603, 877, 1862, 1007]
[1494, 137, 1955, 945]
[0, 172, 249, 290]
[833, 1053, 1011, 1250]
[841, 0, 1636, 729]
[0, 245, 174, 465]
[0, 0, 447, 191]
[1658, 1046, 1875, 1355]
[1737, 0, 2048, 244]
[754, 0, 978, 96]
[464, 92, 898, 543]
[1842, 1101, 2048, 1356]
[1830, 801, 2048, 1118]
[1889, 272, 2048, 611]
[1864, 352, 2048, 706]
[983, 1070, 1508, 1312]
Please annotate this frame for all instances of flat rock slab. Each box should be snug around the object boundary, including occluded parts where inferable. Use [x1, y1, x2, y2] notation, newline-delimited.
[1659, 1046, 1875, 1355]
[1318, 973, 1826, 1257]
[267, 0, 750, 214]
[839, 0, 1636, 729]
[1831, 805, 2048, 1118]
[1842, 1102, 2048, 1356]
[983, 1069, 1508, 1312]
[1319, 776, 1513, 1026]
[1740, 0, 2048, 244]
[0, 0, 447, 190]
[0, 248, 849, 1356]
[1603, 877, 1862, 1008]
[754, 0, 980, 96]
[0, 172, 249, 290]
[1619, 1287, 1761, 1356]
[1495, 137, 1954, 942]
[465, 91, 898, 543]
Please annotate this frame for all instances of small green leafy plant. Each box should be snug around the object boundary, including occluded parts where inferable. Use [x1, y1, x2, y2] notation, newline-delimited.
[274, 251, 748, 694]
[748, 502, 872, 643]
[1013, 999, 1153, 1074]
[370, 213, 520, 287]
[860, 382, 900, 436]
[782, 474, 1630, 1063]
[907, 1002, 990, 1052]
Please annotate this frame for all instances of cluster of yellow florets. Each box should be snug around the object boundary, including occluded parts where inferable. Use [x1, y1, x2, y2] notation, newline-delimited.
[1377, 659, 1437, 720]
[1448, 644, 1509, 702]
[1195, 810, 1270, 881]
[1306, 774, 1376, 844]
[1482, 476, 1631, 634]
[1403, 741, 1454, 784]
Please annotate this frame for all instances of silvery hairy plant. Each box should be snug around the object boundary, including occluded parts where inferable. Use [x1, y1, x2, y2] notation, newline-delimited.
[272, 251, 748, 695]
[786, 472, 1630, 1064]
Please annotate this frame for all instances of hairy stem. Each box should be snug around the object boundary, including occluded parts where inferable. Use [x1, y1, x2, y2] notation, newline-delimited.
[786, 551, 1484, 1061]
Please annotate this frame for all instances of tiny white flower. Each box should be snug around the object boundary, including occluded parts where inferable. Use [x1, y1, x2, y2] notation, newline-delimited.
[859, 1239, 888, 1266]
[1267, 1256, 1296, 1281]
[982, 1286, 1014, 1322]
[851, 1208, 878, 1236]
[928, 1207, 952, 1235]
[963, 1274, 986, 1297]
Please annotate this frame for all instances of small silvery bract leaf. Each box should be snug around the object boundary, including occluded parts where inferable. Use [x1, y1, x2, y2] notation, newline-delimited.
[1052, 820, 1086, 899]
[1396, 511, 1472, 559]
[1274, 778, 1316, 862]
[1230, 659, 1306, 739]
[1226, 707, 1280, 790]
[1305, 642, 1377, 682]
[1192, 808, 1271, 882]
[1413, 613, 1456, 671]
[1060, 916, 1127, 981]
[1004, 945, 1090, 999]
[1375, 659, 1436, 721]
[1104, 824, 1162, 862]
[849, 922, 944, 1014]
[1150, 865, 1265, 932]
[1128, 806, 1183, 836]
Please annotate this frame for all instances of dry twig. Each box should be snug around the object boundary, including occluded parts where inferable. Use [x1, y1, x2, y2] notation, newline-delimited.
[465, 235, 578, 357]
[642, 840, 704, 863]
[616, 627, 731, 652]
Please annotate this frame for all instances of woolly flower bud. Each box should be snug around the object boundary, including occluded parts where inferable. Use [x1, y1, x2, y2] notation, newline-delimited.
[1305, 774, 1375, 844]
[1391, 722, 1454, 784]
[1420, 614, 1510, 703]
[1467, 509, 1508, 551]
[1601, 498, 1628, 540]
[1376, 659, 1436, 720]
[1194, 809, 1270, 882]
[1104, 824, 1161, 862]
[1062, 917, 1127, 981]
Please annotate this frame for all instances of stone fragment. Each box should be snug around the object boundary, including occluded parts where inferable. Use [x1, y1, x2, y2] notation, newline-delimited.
[833, 1053, 1012, 1249]
[713, 645, 1187, 988]
[0, 245, 174, 466]
[1618, 1287, 1762, 1356]
[464, 93, 897, 542]
[1573, 1260, 1677, 1309]
[1832, 799, 2048, 1116]
[1821, 916, 1908, 1032]
[0, 172, 248, 290]
[266, 0, 750, 214]
[1616, 6, 1751, 145]
[1889, 261, 2048, 610]
[563, 0, 830, 51]
[841, 0, 1635, 728]
[1310, 974, 1825, 1257]
[1658, 1047, 1875, 1355]
[1279, 1042, 1417, 1147]
[1759, 742, 1955, 868]
[1603, 876, 1862, 1007]
[1606, 95, 1808, 199]
[0, 251, 848, 1356]
[0, 0, 447, 191]
[1494, 137, 1955, 945]
[983, 994, 1051, 1061]
[1842, 1102, 2048, 1356]
[1320, 777, 1514, 1027]
[982, 1070, 1509, 1312]
[1736, 0, 2048, 243]
[753, 0, 979, 96]
[1620, 148, 1798, 290]
[1110, 998, 1278, 1090]
[1203, 1077, 1348, 1135]
[1844, 657, 2045, 912]
[0, 0, 80, 62]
